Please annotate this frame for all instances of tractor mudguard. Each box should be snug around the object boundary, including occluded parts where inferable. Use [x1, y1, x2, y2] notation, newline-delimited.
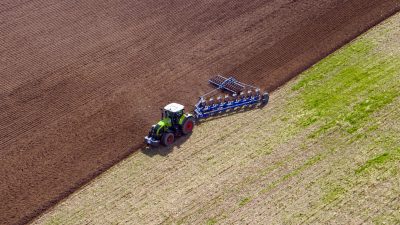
[179, 113, 194, 125]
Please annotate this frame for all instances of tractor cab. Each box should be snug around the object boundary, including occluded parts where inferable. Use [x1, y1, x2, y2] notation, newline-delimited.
[162, 103, 184, 123]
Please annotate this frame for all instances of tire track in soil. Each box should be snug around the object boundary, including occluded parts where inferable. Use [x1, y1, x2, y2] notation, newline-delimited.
[0, 1, 399, 224]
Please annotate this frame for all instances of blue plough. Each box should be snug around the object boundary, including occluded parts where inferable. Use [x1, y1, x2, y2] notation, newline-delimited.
[194, 75, 269, 120]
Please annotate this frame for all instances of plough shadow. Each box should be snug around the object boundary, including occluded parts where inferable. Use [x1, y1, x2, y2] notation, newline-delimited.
[140, 133, 192, 157]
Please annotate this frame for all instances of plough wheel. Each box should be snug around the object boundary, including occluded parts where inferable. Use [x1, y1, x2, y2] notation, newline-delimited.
[162, 132, 175, 146]
[182, 117, 195, 135]
[262, 92, 269, 105]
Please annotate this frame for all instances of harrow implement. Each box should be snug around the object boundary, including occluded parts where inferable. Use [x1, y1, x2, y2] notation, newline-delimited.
[194, 75, 269, 120]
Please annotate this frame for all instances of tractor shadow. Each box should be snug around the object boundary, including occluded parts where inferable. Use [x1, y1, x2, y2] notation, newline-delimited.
[140, 133, 192, 157]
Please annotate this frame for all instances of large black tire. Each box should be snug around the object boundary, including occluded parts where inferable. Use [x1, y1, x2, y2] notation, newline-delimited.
[161, 132, 175, 146]
[181, 116, 195, 135]
[261, 92, 269, 105]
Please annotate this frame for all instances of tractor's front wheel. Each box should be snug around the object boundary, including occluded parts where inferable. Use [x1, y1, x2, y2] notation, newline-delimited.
[161, 132, 175, 146]
[182, 117, 195, 135]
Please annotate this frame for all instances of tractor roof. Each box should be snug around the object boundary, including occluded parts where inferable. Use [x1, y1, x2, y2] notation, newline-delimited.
[164, 103, 184, 113]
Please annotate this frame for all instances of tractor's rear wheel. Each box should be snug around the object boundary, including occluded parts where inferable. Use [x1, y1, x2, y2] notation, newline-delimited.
[161, 132, 175, 146]
[182, 117, 195, 135]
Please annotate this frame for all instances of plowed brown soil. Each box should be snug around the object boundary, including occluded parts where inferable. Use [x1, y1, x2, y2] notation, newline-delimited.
[0, 0, 399, 224]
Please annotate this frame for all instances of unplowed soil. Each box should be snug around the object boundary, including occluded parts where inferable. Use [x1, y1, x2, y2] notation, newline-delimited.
[0, 0, 399, 224]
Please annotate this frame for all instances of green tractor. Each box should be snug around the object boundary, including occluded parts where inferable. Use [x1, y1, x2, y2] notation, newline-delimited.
[145, 103, 195, 146]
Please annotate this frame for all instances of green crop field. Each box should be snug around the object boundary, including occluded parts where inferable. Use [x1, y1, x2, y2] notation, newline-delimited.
[34, 13, 400, 225]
